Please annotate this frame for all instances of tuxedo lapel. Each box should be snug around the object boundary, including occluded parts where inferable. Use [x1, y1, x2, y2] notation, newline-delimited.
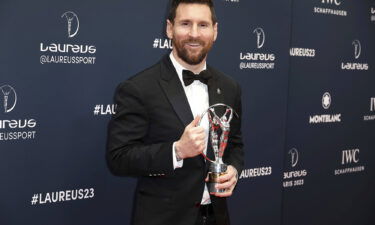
[159, 55, 194, 127]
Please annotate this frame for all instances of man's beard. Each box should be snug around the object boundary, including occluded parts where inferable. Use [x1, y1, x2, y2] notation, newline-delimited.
[172, 38, 213, 65]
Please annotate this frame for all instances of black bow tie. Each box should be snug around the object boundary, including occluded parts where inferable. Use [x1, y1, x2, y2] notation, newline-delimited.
[182, 69, 212, 86]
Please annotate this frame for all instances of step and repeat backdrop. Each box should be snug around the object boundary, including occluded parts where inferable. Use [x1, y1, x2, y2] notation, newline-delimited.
[0, 0, 374, 225]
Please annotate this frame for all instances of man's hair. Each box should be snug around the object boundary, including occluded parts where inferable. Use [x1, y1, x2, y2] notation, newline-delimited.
[168, 0, 218, 24]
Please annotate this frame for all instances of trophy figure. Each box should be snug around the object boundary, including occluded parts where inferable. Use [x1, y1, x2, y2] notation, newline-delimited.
[200, 103, 238, 193]
[2, 89, 10, 113]
[0, 85, 17, 113]
[61, 11, 79, 38]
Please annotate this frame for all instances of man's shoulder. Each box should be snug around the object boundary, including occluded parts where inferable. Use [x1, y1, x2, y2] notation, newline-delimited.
[208, 65, 240, 89]
[116, 57, 166, 91]
[128, 60, 162, 83]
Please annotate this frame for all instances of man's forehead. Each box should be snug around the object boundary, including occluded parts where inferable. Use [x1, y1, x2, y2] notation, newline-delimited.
[174, 3, 212, 22]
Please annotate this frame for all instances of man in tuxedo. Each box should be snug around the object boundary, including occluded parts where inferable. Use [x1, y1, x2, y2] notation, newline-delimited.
[107, 0, 244, 225]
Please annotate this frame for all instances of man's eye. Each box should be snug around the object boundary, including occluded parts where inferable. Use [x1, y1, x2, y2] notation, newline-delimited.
[200, 23, 209, 28]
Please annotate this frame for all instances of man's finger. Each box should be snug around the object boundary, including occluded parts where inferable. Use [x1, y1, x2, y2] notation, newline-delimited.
[190, 126, 205, 134]
[217, 172, 234, 183]
[212, 190, 233, 198]
[215, 179, 235, 190]
[190, 115, 201, 127]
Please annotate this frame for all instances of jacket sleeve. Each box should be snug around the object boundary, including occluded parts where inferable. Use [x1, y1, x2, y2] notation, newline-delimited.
[223, 82, 244, 176]
[106, 80, 174, 177]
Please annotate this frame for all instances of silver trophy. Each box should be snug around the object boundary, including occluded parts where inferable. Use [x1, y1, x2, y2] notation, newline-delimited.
[200, 103, 238, 193]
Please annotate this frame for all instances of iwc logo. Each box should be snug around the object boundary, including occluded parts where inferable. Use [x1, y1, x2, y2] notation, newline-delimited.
[61, 11, 80, 38]
[341, 40, 368, 71]
[322, 92, 331, 109]
[363, 97, 375, 121]
[314, 0, 347, 16]
[239, 27, 276, 70]
[321, 0, 341, 5]
[309, 92, 341, 124]
[334, 148, 365, 176]
[0, 85, 17, 113]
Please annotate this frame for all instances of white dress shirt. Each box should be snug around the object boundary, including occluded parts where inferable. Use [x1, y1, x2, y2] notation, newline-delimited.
[169, 53, 211, 205]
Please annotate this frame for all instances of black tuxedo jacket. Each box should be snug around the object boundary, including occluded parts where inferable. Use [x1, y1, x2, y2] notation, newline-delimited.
[107, 55, 244, 225]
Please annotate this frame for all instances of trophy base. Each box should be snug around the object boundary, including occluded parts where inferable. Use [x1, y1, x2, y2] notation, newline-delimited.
[207, 162, 227, 193]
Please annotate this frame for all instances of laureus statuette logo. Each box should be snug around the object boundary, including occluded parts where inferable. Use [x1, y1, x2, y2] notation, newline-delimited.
[0, 85, 17, 113]
[253, 27, 265, 49]
[288, 148, 299, 168]
[61, 11, 80, 38]
[352, 40, 361, 59]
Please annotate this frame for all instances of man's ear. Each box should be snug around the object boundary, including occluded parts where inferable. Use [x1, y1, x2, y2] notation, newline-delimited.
[166, 19, 173, 39]
[213, 22, 218, 42]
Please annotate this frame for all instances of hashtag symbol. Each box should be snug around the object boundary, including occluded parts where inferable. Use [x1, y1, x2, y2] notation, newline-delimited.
[153, 38, 159, 48]
[31, 194, 38, 205]
[94, 105, 100, 115]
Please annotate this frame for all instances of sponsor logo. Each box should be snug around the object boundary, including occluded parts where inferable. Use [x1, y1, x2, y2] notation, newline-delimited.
[310, 92, 341, 124]
[283, 148, 307, 188]
[253, 28, 265, 49]
[0, 85, 37, 141]
[363, 97, 375, 121]
[239, 27, 276, 70]
[239, 167, 272, 179]
[0, 85, 17, 113]
[334, 148, 365, 175]
[40, 11, 97, 65]
[288, 148, 299, 168]
[152, 38, 173, 49]
[352, 40, 361, 59]
[93, 104, 116, 116]
[341, 149, 359, 165]
[322, 92, 331, 109]
[313, 0, 347, 17]
[61, 11, 79, 38]
[321, 0, 341, 6]
[341, 40, 369, 71]
[290, 47, 316, 57]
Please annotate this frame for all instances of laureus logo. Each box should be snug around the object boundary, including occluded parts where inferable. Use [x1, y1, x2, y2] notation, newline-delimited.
[352, 40, 361, 59]
[0, 85, 17, 113]
[61, 11, 80, 38]
[322, 92, 331, 109]
[253, 27, 265, 49]
[288, 148, 299, 168]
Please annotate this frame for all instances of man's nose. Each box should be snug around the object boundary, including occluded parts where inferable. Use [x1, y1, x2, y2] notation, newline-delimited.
[188, 24, 199, 38]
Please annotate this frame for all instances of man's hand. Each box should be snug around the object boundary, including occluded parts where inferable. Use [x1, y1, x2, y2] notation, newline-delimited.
[206, 165, 238, 197]
[175, 116, 206, 159]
